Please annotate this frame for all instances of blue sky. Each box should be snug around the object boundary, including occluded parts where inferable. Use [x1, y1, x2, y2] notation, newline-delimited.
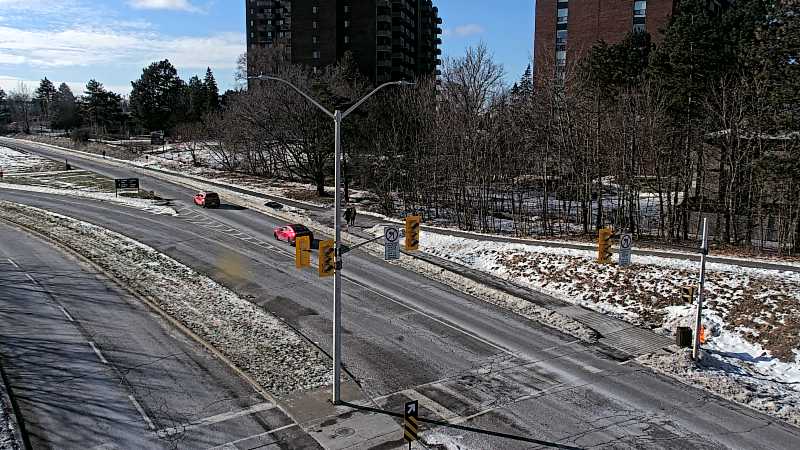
[0, 0, 534, 96]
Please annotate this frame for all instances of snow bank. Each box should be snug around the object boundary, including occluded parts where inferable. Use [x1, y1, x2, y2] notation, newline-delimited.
[0, 201, 330, 395]
[417, 229, 800, 425]
[0, 146, 59, 174]
[0, 183, 177, 216]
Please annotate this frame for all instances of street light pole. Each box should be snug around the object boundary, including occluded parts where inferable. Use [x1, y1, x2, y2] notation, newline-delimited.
[247, 75, 413, 404]
[333, 109, 343, 403]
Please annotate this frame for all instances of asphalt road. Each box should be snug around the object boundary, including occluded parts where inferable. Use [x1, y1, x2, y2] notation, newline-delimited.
[2, 138, 800, 449]
[0, 220, 319, 449]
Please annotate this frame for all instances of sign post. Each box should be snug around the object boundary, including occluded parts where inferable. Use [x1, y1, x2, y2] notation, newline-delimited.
[693, 218, 709, 361]
[619, 232, 632, 267]
[114, 178, 140, 197]
[384, 226, 400, 261]
[403, 400, 418, 447]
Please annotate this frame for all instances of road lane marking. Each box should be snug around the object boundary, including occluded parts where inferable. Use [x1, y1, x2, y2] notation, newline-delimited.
[205, 423, 298, 450]
[88, 341, 109, 364]
[155, 401, 277, 437]
[59, 306, 75, 322]
[129, 395, 156, 430]
[25, 273, 36, 283]
[6, 258, 19, 268]
[349, 279, 515, 357]
[401, 388, 460, 421]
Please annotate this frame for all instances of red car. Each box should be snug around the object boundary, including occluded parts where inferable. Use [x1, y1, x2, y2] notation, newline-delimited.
[193, 192, 220, 208]
[274, 224, 314, 246]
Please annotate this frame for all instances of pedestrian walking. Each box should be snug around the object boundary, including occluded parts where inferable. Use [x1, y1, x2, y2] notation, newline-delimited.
[343, 208, 352, 227]
[349, 207, 357, 227]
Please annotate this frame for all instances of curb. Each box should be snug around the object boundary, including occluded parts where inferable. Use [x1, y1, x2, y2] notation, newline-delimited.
[0, 355, 29, 450]
[0, 215, 303, 440]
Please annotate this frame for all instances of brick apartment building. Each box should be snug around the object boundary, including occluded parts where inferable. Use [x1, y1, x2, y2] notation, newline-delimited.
[246, 0, 442, 84]
[533, 0, 676, 79]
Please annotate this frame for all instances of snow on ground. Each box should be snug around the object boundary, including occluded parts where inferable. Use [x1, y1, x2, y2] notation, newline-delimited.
[0, 183, 177, 216]
[0, 201, 330, 395]
[416, 229, 800, 424]
[0, 146, 61, 174]
[0, 392, 17, 450]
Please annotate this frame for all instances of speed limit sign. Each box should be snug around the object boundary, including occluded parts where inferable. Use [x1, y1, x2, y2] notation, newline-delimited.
[619, 233, 633, 266]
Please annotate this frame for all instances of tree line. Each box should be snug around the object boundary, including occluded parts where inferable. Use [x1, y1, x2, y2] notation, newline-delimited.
[0, 59, 221, 140]
[204, 0, 798, 253]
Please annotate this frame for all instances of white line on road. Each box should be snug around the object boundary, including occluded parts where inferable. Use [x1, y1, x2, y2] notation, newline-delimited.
[129, 395, 156, 431]
[25, 273, 36, 283]
[59, 306, 74, 322]
[88, 341, 109, 364]
[156, 401, 277, 437]
[6, 258, 19, 268]
[205, 423, 298, 450]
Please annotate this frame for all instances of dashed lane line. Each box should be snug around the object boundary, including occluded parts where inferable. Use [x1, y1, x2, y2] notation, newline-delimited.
[88, 341, 109, 364]
[205, 423, 298, 450]
[6, 258, 19, 268]
[129, 395, 156, 431]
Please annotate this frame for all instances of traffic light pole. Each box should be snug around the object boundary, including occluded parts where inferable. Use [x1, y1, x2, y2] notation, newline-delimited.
[247, 75, 414, 405]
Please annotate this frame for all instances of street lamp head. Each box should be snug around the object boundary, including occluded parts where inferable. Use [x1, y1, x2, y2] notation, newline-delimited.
[396, 80, 416, 87]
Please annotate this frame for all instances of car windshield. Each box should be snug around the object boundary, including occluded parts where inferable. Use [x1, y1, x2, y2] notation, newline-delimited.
[205, 193, 219, 199]
[292, 225, 308, 233]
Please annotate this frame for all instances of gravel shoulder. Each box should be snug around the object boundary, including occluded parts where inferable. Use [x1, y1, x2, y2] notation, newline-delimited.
[0, 201, 329, 396]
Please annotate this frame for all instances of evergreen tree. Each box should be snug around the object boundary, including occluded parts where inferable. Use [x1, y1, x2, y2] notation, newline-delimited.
[188, 75, 207, 122]
[204, 67, 220, 113]
[129, 59, 189, 132]
[51, 83, 79, 131]
[80, 79, 124, 135]
[34, 77, 57, 124]
[0, 88, 9, 125]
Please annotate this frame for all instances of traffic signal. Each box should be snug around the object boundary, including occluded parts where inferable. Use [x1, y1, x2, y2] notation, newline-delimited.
[405, 215, 421, 251]
[597, 227, 613, 263]
[295, 236, 311, 269]
[681, 286, 696, 304]
[319, 240, 336, 277]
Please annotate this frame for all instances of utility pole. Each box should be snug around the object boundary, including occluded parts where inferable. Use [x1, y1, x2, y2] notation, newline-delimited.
[247, 75, 413, 404]
[693, 217, 709, 360]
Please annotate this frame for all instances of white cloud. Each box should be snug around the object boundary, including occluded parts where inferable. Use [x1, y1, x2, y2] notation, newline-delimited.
[444, 24, 486, 38]
[128, 0, 201, 12]
[0, 25, 243, 70]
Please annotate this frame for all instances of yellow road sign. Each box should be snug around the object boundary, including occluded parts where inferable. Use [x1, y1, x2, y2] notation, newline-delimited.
[403, 400, 418, 443]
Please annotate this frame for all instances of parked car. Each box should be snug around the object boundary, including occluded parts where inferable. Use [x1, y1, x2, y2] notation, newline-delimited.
[193, 192, 220, 208]
[274, 224, 314, 246]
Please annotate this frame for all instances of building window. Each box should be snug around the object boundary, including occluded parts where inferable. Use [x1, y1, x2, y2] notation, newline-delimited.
[556, 50, 566, 66]
[633, 1, 647, 17]
[344, 5, 350, 13]
[313, 51, 320, 59]
[344, 36, 350, 44]
[312, 21, 317, 29]
[556, 29, 567, 45]
[633, 23, 646, 33]
[557, 8, 568, 24]
[312, 6, 318, 14]
[344, 20, 350, 28]
[312, 36, 318, 44]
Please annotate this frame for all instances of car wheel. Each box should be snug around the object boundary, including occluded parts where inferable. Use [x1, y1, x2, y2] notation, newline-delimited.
[274, 232, 278, 240]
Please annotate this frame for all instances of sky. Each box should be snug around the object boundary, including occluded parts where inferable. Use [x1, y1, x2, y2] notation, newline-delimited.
[0, 0, 535, 97]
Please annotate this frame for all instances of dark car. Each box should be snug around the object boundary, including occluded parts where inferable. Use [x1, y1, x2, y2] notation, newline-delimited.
[273, 224, 314, 246]
[194, 192, 220, 208]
